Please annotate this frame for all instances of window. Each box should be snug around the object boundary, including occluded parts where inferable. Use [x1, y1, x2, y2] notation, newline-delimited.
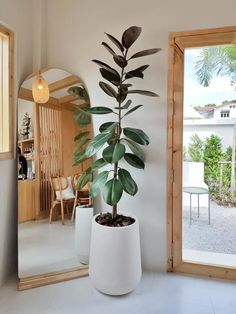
[220, 110, 230, 118]
[0, 25, 14, 160]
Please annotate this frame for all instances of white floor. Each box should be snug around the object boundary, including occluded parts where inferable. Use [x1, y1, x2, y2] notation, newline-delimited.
[0, 272, 236, 314]
[18, 219, 84, 277]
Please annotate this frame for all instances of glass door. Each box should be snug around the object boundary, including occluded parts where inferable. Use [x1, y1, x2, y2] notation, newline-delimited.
[168, 26, 236, 280]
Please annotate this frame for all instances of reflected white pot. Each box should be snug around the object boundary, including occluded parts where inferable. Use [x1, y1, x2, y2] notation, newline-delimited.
[89, 213, 142, 295]
[75, 206, 94, 265]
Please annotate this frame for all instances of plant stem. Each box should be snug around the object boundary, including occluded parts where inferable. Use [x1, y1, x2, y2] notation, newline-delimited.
[112, 49, 128, 219]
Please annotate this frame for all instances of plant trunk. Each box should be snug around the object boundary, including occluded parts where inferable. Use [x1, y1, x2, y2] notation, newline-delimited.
[111, 49, 127, 219]
[112, 161, 118, 218]
[112, 204, 117, 218]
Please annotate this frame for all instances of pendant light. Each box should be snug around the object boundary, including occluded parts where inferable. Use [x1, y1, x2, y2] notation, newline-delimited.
[32, 72, 49, 104]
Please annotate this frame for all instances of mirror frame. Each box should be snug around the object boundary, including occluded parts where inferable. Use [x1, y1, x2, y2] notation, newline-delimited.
[17, 67, 92, 290]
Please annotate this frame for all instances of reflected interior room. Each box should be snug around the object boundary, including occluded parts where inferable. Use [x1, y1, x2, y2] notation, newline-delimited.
[18, 68, 93, 278]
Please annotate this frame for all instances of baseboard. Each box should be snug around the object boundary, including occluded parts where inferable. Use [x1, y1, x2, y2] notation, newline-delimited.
[18, 266, 89, 290]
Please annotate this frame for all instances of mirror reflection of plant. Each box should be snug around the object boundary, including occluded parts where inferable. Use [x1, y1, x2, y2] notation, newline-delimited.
[67, 85, 93, 184]
[69, 26, 160, 219]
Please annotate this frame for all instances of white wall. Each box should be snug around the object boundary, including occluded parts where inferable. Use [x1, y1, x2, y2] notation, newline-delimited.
[184, 123, 234, 151]
[0, 0, 33, 286]
[45, 0, 236, 271]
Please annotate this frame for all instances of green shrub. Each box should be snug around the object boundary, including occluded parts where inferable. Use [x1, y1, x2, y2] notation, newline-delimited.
[222, 146, 232, 188]
[203, 134, 222, 194]
[188, 134, 204, 162]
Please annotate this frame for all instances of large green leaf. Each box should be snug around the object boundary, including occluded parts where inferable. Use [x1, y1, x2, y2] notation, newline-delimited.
[99, 81, 118, 98]
[102, 122, 118, 133]
[126, 70, 143, 79]
[73, 150, 88, 165]
[76, 173, 92, 190]
[91, 158, 108, 170]
[102, 143, 126, 164]
[99, 122, 117, 133]
[85, 132, 112, 157]
[85, 167, 92, 174]
[127, 89, 159, 97]
[68, 86, 84, 98]
[102, 178, 123, 206]
[121, 138, 145, 161]
[125, 65, 149, 79]
[92, 60, 120, 77]
[68, 86, 89, 103]
[122, 26, 141, 49]
[105, 33, 124, 52]
[101, 42, 116, 56]
[123, 105, 143, 117]
[74, 131, 90, 141]
[122, 99, 132, 109]
[113, 55, 127, 68]
[124, 153, 145, 169]
[90, 171, 109, 198]
[86, 106, 113, 114]
[74, 137, 91, 151]
[123, 127, 149, 146]
[74, 108, 91, 126]
[130, 48, 161, 59]
[118, 168, 138, 196]
[114, 99, 132, 110]
[100, 68, 120, 86]
[117, 85, 128, 103]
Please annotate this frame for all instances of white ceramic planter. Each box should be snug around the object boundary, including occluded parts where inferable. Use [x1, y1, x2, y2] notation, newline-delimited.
[75, 206, 94, 265]
[89, 213, 142, 295]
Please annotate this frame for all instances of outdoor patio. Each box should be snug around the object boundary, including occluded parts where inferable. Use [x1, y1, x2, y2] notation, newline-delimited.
[183, 201, 236, 266]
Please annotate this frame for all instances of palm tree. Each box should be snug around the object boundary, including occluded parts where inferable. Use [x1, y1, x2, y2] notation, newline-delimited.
[194, 45, 236, 87]
[195, 45, 236, 194]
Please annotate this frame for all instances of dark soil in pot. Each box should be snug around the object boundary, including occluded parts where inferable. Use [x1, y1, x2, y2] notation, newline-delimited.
[96, 212, 135, 227]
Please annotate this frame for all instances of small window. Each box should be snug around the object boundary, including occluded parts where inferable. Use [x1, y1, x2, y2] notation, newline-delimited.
[220, 110, 230, 118]
[0, 25, 14, 160]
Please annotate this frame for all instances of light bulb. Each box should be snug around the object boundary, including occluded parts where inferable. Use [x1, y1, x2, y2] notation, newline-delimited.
[32, 74, 49, 104]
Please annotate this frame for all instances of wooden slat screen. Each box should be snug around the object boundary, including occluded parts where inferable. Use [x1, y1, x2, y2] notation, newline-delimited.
[38, 105, 62, 213]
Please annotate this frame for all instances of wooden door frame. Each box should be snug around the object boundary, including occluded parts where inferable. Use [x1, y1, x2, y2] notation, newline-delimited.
[167, 26, 236, 280]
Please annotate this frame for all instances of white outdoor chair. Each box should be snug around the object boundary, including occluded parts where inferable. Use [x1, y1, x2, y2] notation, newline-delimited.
[183, 162, 210, 224]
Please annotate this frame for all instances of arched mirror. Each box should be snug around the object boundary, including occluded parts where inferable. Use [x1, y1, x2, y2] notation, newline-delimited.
[17, 68, 93, 290]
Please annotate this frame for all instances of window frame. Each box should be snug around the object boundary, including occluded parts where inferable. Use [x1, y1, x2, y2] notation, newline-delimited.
[0, 24, 14, 160]
[167, 25, 236, 280]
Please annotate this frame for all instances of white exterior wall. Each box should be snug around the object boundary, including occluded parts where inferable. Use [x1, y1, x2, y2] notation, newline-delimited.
[214, 102, 236, 119]
[184, 122, 234, 151]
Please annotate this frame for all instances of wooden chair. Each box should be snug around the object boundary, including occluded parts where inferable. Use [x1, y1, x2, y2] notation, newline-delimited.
[49, 176, 75, 225]
[71, 174, 93, 222]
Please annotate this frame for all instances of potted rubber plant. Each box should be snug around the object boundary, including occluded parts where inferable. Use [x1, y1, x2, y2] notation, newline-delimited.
[68, 26, 160, 295]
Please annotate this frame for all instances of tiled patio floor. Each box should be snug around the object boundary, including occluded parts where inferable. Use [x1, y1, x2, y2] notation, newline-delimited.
[183, 201, 236, 266]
